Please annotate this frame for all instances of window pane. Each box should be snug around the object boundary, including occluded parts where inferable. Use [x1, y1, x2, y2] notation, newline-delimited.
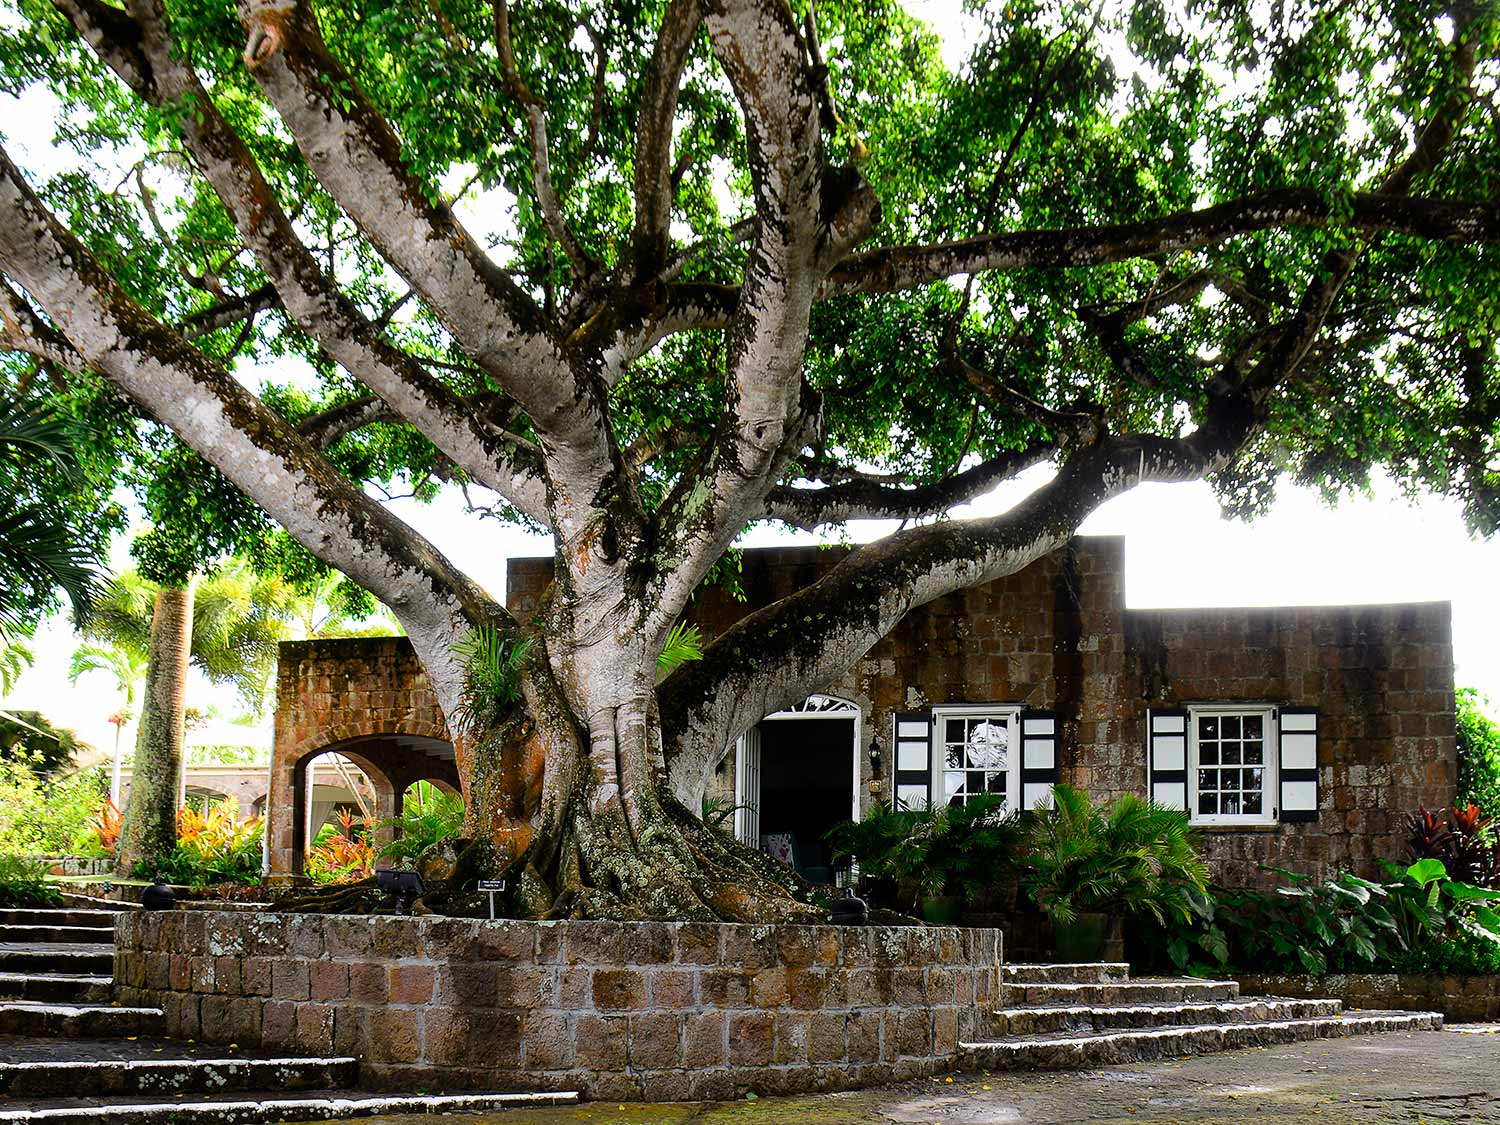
[1222, 742, 1241, 765]
[1221, 795, 1241, 816]
[1244, 793, 1262, 814]
[1200, 742, 1219, 765]
[943, 772, 965, 799]
[1200, 716, 1218, 739]
[945, 745, 964, 769]
[1244, 715, 1263, 740]
[1245, 768, 1263, 791]
[984, 771, 1006, 793]
[1198, 793, 1218, 815]
[945, 719, 967, 744]
[1222, 715, 1241, 739]
[967, 721, 1009, 769]
[1244, 742, 1264, 765]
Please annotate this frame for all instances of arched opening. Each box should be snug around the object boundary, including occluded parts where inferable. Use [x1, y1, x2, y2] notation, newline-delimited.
[287, 733, 460, 877]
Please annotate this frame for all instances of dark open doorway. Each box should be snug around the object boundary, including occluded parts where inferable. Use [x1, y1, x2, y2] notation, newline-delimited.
[755, 716, 854, 885]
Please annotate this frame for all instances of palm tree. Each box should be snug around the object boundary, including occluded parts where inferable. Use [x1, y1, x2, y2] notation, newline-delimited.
[0, 393, 105, 641]
[83, 561, 300, 875]
[68, 642, 149, 805]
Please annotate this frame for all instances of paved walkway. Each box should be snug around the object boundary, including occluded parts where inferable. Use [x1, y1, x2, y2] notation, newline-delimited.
[341, 1028, 1500, 1124]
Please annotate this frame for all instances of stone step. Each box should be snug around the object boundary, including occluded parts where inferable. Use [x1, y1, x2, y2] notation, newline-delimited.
[0, 945, 114, 976]
[0, 1001, 163, 1038]
[989, 996, 1343, 1036]
[0, 1090, 580, 1123]
[960, 1010, 1444, 1071]
[0, 926, 115, 945]
[0, 973, 113, 1004]
[0, 911, 118, 930]
[55, 893, 136, 913]
[1004, 977, 1240, 1007]
[0, 1054, 355, 1098]
[1002, 962, 1131, 985]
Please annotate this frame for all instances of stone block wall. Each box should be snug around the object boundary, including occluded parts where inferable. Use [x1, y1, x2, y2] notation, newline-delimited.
[268, 638, 454, 879]
[1125, 603, 1456, 885]
[510, 540, 1456, 889]
[1237, 972, 1500, 1022]
[114, 911, 1001, 1101]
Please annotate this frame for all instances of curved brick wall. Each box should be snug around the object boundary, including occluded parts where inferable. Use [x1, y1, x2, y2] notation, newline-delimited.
[114, 911, 1001, 1101]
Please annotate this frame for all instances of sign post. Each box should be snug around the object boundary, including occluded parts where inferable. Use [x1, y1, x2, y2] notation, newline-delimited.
[477, 879, 506, 920]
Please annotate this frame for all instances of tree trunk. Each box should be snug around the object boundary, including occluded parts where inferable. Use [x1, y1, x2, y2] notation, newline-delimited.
[449, 620, 824, 923]
[114, 583, 194, 879]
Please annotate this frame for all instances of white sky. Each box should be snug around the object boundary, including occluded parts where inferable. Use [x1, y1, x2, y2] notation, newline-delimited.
[2, 0, 1498, 758]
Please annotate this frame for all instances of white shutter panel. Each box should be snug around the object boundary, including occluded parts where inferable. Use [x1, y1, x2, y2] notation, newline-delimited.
[893, 711, 933, 809]
[1019, 709, 1059, 811]
[734, 727, 762, 845]
[1278, 707, 1320, 822]
[1148, 708, 1189, 811]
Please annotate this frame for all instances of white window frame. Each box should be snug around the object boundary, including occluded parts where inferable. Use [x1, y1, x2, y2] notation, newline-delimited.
[931, 704, 1022, 812]
[1186, 703, 1278, 826]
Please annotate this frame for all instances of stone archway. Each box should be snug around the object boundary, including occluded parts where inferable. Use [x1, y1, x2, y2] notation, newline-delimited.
[268, 637, 455, 881]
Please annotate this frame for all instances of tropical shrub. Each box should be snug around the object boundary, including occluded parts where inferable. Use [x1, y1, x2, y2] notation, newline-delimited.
[1158, 860, 1500, 975]
[1406, 803, 1497, 886]
[0, 854, 61, 907]
[306, 809, 375, 884]
[86, 799, 122, 853]
[0, 758, 108, 855]
[137, 800, 263, 886]
[826, 794, 1023, 910]
[1023, 784, 1209, 926]
[376, 784, 466, 862]
[1457, 688, 1500, 821]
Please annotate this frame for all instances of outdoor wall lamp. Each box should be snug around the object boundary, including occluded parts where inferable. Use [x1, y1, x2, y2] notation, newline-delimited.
[867, 735, 884, 778]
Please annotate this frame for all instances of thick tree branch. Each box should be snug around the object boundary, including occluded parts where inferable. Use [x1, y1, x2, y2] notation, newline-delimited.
[179, 282, 280, 340]
[234, 0, 618, 514]
[61, 0, 552, 524]
[0, 143, 504, 712]
[762, 444, 1056, 530]
[659, 425, 1244, 803]
[630, 0, 702, 282]
[647, 0, 875, 636]
[0, 277, 83, 369]
[822, 190, 1500, 298]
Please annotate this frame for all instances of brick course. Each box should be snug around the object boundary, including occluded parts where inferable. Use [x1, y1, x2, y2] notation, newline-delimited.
[115, 912, 1001, 1100]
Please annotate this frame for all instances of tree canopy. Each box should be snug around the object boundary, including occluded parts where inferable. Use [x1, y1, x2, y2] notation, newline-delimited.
[0, 0, 1496, 918]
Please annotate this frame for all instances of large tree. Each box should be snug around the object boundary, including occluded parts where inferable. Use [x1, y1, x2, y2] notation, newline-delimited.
[0, 0, 1497, 919]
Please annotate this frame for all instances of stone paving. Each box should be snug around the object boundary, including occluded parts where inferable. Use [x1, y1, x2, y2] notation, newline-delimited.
[336, 1028, 1500, 1124]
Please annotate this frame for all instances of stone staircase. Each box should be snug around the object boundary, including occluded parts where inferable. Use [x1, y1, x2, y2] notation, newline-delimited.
[0, 907, 578, 1123]
[961, 961, 1443, 1070]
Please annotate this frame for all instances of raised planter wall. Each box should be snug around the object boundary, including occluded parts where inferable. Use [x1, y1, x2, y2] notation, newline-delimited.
[1237, 972, 1500, 1022]
[114, 911, 1001, 1101]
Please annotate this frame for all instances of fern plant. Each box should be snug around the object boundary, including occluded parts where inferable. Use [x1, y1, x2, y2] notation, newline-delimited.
[452, 626, 532, 734]
[377, 784, 466, 862]
[656, 621, 703, 680]
[1023, 784, 1209, 926]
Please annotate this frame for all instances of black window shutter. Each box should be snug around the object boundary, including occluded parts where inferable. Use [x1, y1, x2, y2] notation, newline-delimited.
[1148, 708, 1189, 812]
[892, 711, 933, 809]
[1019, 709, 1059, 810]
[1278, 707, 1320, 822]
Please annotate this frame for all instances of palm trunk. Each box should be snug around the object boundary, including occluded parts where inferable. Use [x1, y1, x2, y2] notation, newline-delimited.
[114, 582, 194, 879]
[109, 721, 123, 808]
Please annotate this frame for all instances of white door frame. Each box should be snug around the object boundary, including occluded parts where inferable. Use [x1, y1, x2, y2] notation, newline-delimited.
[733, 694, 863, 845]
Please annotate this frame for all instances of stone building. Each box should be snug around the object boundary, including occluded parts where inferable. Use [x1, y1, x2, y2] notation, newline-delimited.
[269, 537, 1456, 887]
